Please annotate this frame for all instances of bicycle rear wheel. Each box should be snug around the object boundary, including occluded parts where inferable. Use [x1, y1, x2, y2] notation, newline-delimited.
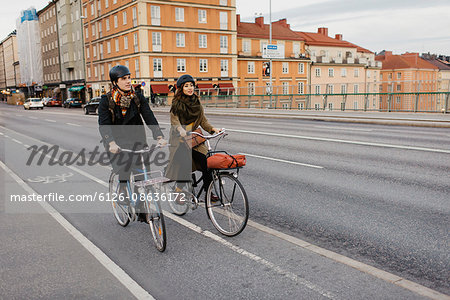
[109, 172, 130, 227]
[143, 187, 166, 252]
[206, 173, 249, 236]
[166, 182, 190, 216]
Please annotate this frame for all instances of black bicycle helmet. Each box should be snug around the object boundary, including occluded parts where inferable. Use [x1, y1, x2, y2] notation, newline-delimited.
[109, 65, 131, 84]
[176, 74, 195, 89]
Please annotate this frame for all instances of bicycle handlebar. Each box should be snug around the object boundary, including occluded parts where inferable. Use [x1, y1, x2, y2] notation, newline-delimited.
[188, 129, 226, 139]
[119, 144, 169, 153]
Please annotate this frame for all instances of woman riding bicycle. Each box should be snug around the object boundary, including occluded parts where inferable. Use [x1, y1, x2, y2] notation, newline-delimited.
[98, 65, 167, 221]
[165, 74, 221, 199]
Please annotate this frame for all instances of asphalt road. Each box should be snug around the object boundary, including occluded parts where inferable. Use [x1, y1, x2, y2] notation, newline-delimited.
[1, 103, 449, 299]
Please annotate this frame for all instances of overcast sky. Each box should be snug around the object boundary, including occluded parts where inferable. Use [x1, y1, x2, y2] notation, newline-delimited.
[2, 0, 449, 55]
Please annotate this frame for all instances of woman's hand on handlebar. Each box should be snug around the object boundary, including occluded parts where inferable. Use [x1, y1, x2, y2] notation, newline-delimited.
[178, 128, 187, 138]
[212, 128, 223, 134]
[109, 141, 120, 154]
[157, 136, 168, 147]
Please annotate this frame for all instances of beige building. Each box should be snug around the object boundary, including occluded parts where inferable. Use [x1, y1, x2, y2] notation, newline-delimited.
[56, 0, 86, 101]
[0, 43, 5, 92]
[38, 0, 62, 98]
[296, 28, 381, 111]
[2, 31, 21, 91]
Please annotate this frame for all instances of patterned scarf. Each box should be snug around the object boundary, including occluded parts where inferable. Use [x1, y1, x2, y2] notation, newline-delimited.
[111, 86, 135, 117]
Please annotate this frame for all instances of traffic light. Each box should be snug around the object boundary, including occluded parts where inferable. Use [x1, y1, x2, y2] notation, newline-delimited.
[263, 62, 270, 76]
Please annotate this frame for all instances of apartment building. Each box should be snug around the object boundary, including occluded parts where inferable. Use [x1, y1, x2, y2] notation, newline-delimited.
[376, 51, 439, 111]
[56, 0, 86, 101]
[296, 28, 381, 111]
[2, 31, 21, 91]
[0, 43, 5, 94]
[38, 0, 62, 98]
[83, 0, 237, 100]
[236, 16, 309, 108]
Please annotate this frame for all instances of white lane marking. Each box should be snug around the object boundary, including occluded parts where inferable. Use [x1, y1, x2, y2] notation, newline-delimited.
[0, 132, 4, 135]
[247, 220, 447, 300]
[314, 125, 373, 132]
[2, 163, 155, 299]
[66, 122, 81, 127]
[236, 120, 274, 125]
[2, 126, 448, 299]
[0, 160, 155, 300]
[29, 117, 38, 120]
[227, 129, 450, 154]
[241, 152, 324, 169]
[15, 114, 23, 117]
[11, 138, 23, 145]
[45, 119, 56, 123]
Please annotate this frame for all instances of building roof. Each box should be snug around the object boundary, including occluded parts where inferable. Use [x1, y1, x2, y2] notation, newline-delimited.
[295, 31, 353, 48]
[237, 16, 305, 42]
[421, 56, 450, 70]
[375, 52, 439, 70]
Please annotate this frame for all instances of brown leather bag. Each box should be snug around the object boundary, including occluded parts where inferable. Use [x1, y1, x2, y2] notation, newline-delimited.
[184, 128, 206, 148]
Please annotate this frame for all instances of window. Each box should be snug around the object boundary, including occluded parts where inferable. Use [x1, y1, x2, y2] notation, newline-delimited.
[134, 59, 140, 77]
[93, 45, 97, 57]
[243, 40, 251, 53]
[199, 34, 207, 48]
[124, 36, 128, 50]
[314, 103, 320, 110]
[94, 66, 98, 77]
[367, 70, 371, 78]
[282, 62, 289, 74]
[153, 58, 162, 71]
[341, 68, 347, 77]
[315, 85, 321, 95]
[328, 103, 333, 110]
[354, 68, 359, 77]
[397, 84, 401, 91]
[298, 63, 304, 74]
[247, 62, 255, 74]
[260, 41, 268, 53]
[113, 0, 116, 4]
[99, 43, 103, 59]
[315, 68, 321, 77]
[198, 9, 207, 23]
[114, 15, 118, 28]
[115, 39, 119, 52]
[175, 7, 184, 22]
[396, 96, 401, 103]
[282, 82, 289, 94]
[152, 32, 161, 51]
[397, 72, 401, 79]
[327, 84, 334, 94]
[123, 11, 127, 25]
[86, 47, 90, 59]
[298, 82, 304, 94]
[199, 59, 208, 72]
[177, 59, 186, 72]
[106, 18, 110, 31]
[86, 27, 89, 38]
[107, 41, 111, 53]
[133, 33, 138, 52]
[298, 102, 304, 110]
[220, 0, 227, 5]
[151, 6, 160, 25]
[91, 4, 94, 15]
[92, 24, 96, 37]
[341, 84, 347, 94]
[220, 36, 228, 53]
[176, 33, 185, 47]
[105, 0, 108, 9]
[97, 0, 101, 13]
[98, 22, 102, 38]
[293, 43, 300, 56]
[353, 84, 359, 93]
[220, 60, 228, 75]
[248, 82, 255, 95]
[132, 7, 137, 27]
[220, 12, 228, 30]
[328, 68, 334, 77]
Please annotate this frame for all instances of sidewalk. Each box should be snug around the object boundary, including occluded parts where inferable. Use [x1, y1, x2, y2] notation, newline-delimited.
[151, 106, 450, 128]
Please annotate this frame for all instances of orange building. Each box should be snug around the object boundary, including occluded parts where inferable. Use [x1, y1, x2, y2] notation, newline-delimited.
[83, 0, 237, 99]
[376, 51, 439, 111]
[237, 16, 309, 108]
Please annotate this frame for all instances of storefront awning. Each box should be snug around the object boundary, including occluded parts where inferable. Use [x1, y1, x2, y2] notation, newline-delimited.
[69, 86, 85, 92]
[219, 83, 235, 92]
[197, 83, 214, 90]
[151, 84, 170, 94]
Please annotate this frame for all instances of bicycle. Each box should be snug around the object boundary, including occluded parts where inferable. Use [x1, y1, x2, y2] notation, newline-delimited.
[109, 146, 170, 252]
[166, 129, 249, 237]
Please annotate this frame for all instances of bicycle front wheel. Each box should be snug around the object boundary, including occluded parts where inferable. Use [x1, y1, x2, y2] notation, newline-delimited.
[206, 173, 249, 236]
[143, 188, 166, 252]
[109, 172, 130, 227]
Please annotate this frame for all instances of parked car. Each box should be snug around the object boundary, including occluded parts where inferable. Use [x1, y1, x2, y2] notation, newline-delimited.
[83, 97, 100, 115]
[23, 98, 44, 110]
[47, 98, 62, 107]
[63, 98, 82, 108]
[42, 97, 52, 106]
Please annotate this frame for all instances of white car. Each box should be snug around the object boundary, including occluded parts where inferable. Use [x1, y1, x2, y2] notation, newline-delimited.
[23, 98, 44, 110]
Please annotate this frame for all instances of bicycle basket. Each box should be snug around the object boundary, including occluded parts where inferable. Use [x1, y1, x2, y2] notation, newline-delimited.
[207, 153, 246, 169]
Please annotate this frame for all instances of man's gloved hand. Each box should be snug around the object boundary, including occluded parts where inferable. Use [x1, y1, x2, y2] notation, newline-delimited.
[109, 141, 120, 154]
